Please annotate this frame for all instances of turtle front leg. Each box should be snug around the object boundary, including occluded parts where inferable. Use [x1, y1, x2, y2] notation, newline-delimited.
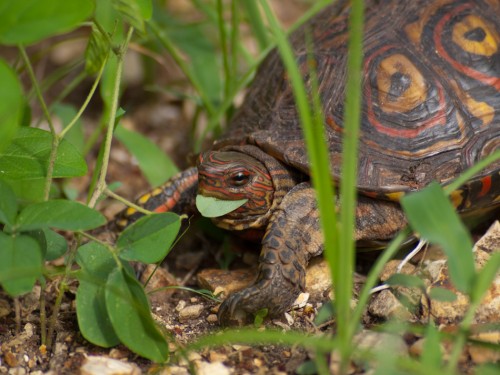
[114, 167, 199, 229]
[218, 182, 323, 324]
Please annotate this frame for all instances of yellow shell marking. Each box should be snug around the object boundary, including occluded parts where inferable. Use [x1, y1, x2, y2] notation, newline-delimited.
[450, 190, 465, 208]
[405, 0, 453, 44]
[386, 191, 405, 201]
[464, 96, 495, 126]
[377, 54, 427, 113]
[116, 219, 129, 228]
[126, 207, 137, 216]
[447, 78, 495, 127]
[152, 187, 163, 196]
[452, 15, 498, 56]
[138, 193, 151, 204]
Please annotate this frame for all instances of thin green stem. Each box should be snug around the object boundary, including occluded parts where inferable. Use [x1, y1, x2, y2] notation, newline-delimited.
[18, 46, 56, 134]
[45, 281, 67, 350]
[59, 55, 108, 139]
[39, 280, 47, 345]
[217, 0, 231, 99]
[19, 46, 60, 201]
[88, 27, 134, 208]
[104, 188, 153, 216]
[241, 0, 269, 50]
[336, 0, 365, 371]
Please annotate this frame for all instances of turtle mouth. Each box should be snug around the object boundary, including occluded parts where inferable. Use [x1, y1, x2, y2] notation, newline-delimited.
[195, 194, 248, 218]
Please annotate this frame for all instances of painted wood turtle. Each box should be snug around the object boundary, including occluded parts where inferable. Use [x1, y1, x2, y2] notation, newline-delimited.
[117, 0, 500, 324]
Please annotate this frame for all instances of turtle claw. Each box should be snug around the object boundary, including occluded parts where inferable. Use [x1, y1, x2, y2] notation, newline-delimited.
[217, 265, 301, 325]
[217, 286, 263, 326]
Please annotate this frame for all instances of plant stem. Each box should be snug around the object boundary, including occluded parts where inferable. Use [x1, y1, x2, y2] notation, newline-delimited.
[59, 56, 108, 139]
[45, 282, 67, 350]
[88, 27, 134, 208]
[104, 188, 153, 215]
[18, 46, 56, 134]
[18, 46, 60, 201]
[337, 0, 364, 372]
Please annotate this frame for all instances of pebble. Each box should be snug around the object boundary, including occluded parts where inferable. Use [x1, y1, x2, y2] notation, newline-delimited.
[304, 257, 332, 299]
[175, 300, 187, 312]
[379, 260, 416, 282]
[368, 289, 413, 320]
[80, 356, 141, 375]
[158, 365, 189, 375]
[206, 314, 218, 323]
[178, 304, 204, 322]
[468, 330, 500, 364]
[195, 361, 230, 375]
[292, 293, 310, 309]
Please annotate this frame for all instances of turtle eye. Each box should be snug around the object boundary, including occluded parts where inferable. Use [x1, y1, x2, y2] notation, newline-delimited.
[229, 171, 250, 187]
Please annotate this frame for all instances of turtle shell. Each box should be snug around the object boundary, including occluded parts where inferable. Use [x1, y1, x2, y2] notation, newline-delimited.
[214, 0, 500, 212]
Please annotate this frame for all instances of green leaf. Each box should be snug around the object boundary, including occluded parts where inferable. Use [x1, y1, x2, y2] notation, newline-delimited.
[16, 199, 106, 231]
[196, 195, 248, 218]
[0, 180, 18, 226]
[420, 324, 442, 369]
[76, 242, 121, 347]
[115, 124, 179, 186]
[112, 0, 146, 32]
[0, 0, 94, 45]
[428, 287, 457, 302]
[401, 182, 475, 294]
[0, 59, 23, 153]
[385, 274, 426, 290]
[43, 229, 68, 261]
[117, 213, 181, 264]
[105, 268, 169, 362]
[0, 127, 87, 180]
[135, 0, 152, 20]
[253, 308, 268, 328]
[0, 232, 42, 296]
[85, 25, 109, 75]
[476, 364, 500, 375]
[0, 178, 46, 203]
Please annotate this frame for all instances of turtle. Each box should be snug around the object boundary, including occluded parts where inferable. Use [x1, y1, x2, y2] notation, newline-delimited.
[116, 0, 500, 324]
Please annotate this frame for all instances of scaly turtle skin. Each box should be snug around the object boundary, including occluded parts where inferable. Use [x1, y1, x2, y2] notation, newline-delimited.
[117, 0, 500, 324]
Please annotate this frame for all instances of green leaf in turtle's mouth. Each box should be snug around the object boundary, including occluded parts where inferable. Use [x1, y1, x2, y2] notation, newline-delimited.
[195, 195, 248, 218]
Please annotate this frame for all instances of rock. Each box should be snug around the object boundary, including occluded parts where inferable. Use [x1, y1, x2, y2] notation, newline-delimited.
[206, 314, 218, 323]
[158, 365, 189, 375]
[379, 260, 416, 282]
[197, 269, 255, 298]
[175, 300, 187, 312]
[178, 304, 205, 322]
[0, 298, 10, 319]
[468, 330, 500, 364]
[195, 361, 230, 375]
[140, 264, 179, 304]
[474, 221, 500, 254]
[305, 257, 332, 299]
[80, 356, 141, 375]
[423, 222, 500, 325]
[368, 289, 413, 320]
[292, 293, 310, 309]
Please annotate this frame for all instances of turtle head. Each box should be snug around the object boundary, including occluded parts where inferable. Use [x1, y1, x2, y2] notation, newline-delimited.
[196, 149, 275, 230]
